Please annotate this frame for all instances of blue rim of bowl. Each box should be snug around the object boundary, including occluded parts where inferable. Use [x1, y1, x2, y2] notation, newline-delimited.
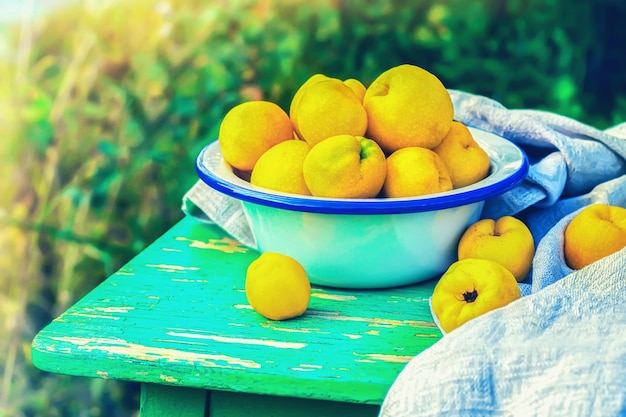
[195, 127, 529, 214]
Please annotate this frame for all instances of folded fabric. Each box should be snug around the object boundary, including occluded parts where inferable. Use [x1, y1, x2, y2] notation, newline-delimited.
[379, 246, 626, 417]
[182, 179, 257, 248]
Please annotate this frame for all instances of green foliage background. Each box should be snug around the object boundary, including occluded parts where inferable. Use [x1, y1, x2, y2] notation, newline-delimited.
[1, 0, 624, 415]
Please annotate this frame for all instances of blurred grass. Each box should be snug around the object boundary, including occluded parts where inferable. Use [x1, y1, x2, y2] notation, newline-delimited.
[1, 0, 625, 415]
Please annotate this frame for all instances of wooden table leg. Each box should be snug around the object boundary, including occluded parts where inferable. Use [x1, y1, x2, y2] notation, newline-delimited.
[140, 383, 207, 417]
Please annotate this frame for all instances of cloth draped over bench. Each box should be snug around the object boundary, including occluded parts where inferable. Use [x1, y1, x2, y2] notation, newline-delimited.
[379, 91, 626, 417]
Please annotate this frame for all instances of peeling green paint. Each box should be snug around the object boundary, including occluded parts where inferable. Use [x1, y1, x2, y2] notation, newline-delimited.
[32, 217, 442, 412]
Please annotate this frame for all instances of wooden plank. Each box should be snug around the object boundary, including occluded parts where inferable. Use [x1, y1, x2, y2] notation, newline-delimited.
[32, 216, 442, 405]
[140, 383, 206, 417]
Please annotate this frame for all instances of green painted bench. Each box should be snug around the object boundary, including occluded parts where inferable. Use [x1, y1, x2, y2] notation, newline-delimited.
[31, 216, 442, 416]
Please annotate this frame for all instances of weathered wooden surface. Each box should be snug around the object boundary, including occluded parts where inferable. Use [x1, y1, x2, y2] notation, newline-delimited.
[32, 216, 442, 406]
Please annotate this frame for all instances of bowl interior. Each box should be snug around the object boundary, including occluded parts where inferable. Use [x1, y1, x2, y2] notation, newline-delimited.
[195, 126, 529, 214]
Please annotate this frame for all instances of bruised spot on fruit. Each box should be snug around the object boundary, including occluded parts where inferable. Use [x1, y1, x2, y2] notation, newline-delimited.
[462, 289, 478, 303]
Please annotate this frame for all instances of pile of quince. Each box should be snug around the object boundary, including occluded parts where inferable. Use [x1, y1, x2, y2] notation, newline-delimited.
[218, 64, 490, 199]
[432, 203, 626, 334]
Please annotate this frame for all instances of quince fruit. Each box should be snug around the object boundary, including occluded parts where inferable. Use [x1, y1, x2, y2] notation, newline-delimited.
[246, 252, 311, 321]
[382, 146, 453, 198]
[250, 140, 312, 196]
[363, 64, 454, 153]
[343, 78, 367, 102]
[431, 258, 521, 333]
[302, 134, 386, 198]
[564, 204, 626, 270]
[433, 121, 490, 188]
[218, 100, 294, 172]
[290, 75, 368, 146]
[457, 216, 535, 282]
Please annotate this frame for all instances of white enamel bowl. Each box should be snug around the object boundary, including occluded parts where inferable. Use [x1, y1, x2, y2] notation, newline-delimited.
[196, 127, 529, 289]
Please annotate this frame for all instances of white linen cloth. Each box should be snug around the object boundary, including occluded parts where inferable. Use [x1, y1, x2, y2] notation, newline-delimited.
[380, 246, 626, 417]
